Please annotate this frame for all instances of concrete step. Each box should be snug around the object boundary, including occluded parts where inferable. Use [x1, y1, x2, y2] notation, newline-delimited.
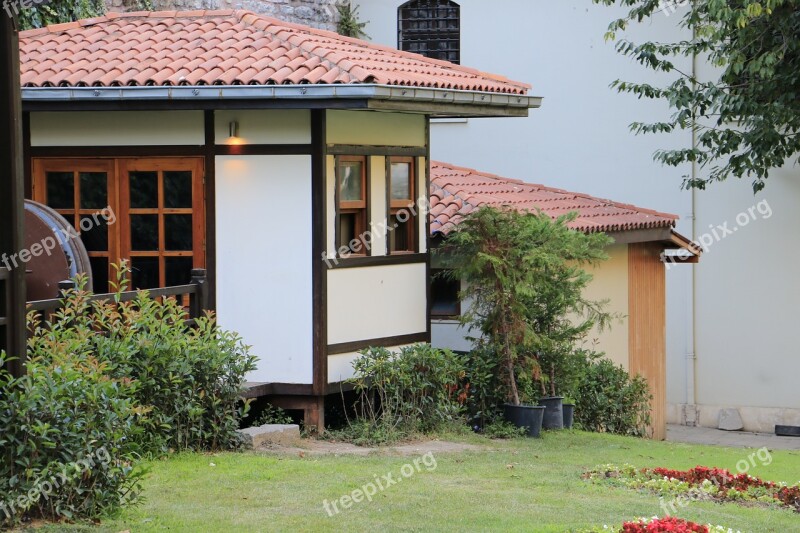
[238, 424, 301, 449]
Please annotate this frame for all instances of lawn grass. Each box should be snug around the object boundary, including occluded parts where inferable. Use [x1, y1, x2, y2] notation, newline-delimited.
[38, 431, 800, 532]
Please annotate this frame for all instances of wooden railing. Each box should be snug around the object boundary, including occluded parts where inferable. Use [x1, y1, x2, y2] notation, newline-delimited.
[26, 268, 209, 325]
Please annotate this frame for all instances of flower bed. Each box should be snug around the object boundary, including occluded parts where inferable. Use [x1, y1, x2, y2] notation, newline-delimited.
[584, 464, 800, 513]
[580, 516, 740, 532]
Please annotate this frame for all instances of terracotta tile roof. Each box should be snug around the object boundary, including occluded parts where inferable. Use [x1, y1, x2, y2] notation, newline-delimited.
[19, 10, 529, 94]
[429, 161, 678, 236]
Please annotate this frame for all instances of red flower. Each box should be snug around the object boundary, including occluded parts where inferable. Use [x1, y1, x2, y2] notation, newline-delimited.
[621, 517, 709, 532]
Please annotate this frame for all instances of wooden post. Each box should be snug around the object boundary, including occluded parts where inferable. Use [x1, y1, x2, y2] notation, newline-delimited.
[190, 268, 208, 319]
[0, 15, 27, 377]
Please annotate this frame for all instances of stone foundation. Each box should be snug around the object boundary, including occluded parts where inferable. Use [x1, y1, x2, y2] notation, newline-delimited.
[668, 403, 800, 433]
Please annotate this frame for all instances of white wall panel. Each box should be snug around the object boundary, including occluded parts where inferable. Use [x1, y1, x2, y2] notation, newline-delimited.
[214, 110, 311, 145]
[31, 111, 204, 146]
[327, 263, 427, 344]
[216, 155, 313, 384]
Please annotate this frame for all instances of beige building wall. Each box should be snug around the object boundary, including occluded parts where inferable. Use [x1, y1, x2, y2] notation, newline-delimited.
[326, 110, 426, 147]
[31, 111, 204, 146]
[582, 244, 630, 369]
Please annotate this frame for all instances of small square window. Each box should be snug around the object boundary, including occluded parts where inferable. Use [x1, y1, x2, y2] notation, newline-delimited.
[399, 1, 461, 64]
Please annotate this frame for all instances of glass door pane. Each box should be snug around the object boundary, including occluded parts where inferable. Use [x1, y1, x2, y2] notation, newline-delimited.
[121, 158, 204, 291]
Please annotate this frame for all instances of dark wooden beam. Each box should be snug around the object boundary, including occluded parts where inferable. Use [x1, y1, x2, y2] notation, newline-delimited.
[425, 116, 432, 344]
[366, 99, 530, 118]
[325, 252, 427, 270]
[311, 109, 328, 398]
[29, 145, 205, 158]
[327, 332, 429, 355]
[0, 16, 27, 377]
[326, 144, 427, 157]
[203, 111, 217, 311]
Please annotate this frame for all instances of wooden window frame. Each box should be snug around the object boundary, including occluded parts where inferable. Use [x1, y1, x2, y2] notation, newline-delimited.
[387, 156, 417, 255]
[335, 155, 369, 258]
[32, 159, 119, 289]
[119, 158, 206, 289]
[32, 157, 205, 292]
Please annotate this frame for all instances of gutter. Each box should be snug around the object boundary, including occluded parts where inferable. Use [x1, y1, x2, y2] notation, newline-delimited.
[20, 83, 543, 110]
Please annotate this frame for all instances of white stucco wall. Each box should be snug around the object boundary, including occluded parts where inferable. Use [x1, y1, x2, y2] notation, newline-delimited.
[327, 263, 428, 344]
[216, 155, 314, 384]
[693, 168, 800, 411]
[31, 111, 204, 146]
[214, 110, 311, 145]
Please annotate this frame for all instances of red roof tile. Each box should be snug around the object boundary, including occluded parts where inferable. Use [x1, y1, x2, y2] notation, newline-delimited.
[429, 161, 678, 235]
[19, 10, 529, 94]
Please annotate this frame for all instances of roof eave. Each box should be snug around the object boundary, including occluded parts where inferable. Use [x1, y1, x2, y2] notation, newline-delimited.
[20, 84, 542, 117]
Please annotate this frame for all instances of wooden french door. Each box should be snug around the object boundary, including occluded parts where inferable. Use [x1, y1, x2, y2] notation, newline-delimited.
[32, 157, 205, 292]
[118, 158, 205, 290]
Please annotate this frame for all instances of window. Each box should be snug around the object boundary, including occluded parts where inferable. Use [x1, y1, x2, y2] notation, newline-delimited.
[388, 157, 417, 254]
[398, 0, 460, 64]
[430, 269, 460, 318]
[34, 159, 116, 292]
[33, 158, 205, 292]
[119, 159, 205, 290]
[336, 156, 368, 256]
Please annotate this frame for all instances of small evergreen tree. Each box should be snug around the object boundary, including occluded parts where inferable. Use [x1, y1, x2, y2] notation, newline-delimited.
[440, 207, 612, 405]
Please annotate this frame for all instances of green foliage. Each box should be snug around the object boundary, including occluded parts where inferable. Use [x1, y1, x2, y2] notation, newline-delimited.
[336, 2, 369, 39]
[252, 404, 293, 426]
[339, 344, 467, 445]
[481, 419, 527, 439]
[462, 343, 501, 428]
[16, 0, 105, 30]
[440, 207, 612, 405]
[574, 358, 652, 437]
[0, 351, 143, 526]
[26, 266, 258, 454]
[15, 0, 154, 30]
[594, 0, 800, 192]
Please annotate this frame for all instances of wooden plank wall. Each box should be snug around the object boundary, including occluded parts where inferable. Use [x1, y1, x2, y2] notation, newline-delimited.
[628, 242, 667, 440]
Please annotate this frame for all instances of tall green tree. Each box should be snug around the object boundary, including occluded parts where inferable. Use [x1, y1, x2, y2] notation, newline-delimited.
[440, 208, 611, 405]
[594, 0, 800, 192]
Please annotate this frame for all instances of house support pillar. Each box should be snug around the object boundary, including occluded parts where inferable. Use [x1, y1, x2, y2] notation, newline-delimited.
[628, 242, 667, 440]
[268, 395, 325, 434]
[0, 15, 27, 377]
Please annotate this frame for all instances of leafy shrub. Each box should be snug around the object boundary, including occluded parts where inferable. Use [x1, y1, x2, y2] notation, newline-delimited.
[463, 343, 502, 428]
[26, 269, 258, 454]
[481, 420, 527, 439]
[0, 352, 143, 526]
[252, 404, 293, 426]
[574, 359, 652, 437]
[340, 344, 468, 444]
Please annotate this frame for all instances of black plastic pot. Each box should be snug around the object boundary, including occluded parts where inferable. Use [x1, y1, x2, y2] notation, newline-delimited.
[562, 403, 575, 429]
[775, 425, 800, 437]
[538, 396, 564, 430]
[504, 404, 546, 438]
